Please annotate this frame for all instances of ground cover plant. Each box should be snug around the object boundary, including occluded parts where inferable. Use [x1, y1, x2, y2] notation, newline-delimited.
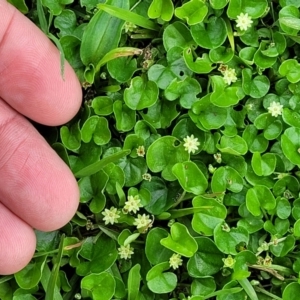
[3, 0, 300, 299]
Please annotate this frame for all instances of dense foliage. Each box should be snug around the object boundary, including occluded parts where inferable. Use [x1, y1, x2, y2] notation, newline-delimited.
[2, 0, 300, 299]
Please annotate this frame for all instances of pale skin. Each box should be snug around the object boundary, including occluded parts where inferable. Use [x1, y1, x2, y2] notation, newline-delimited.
[0, 0, 82, 274]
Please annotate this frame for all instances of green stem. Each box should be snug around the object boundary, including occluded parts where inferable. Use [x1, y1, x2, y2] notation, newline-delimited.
[171, 190, 186, 208]
[254, 286, 282, 300]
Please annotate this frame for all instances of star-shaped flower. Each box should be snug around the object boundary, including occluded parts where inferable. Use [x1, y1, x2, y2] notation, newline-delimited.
[101, 207, 120, 225]
[267, 101, 283, 117]
[169, 253, 183, 270]
[183, 134, 200, 154]
[124, 195, 143, 214]
[118, 244, 134, 259]
[236, 12, 253, 31]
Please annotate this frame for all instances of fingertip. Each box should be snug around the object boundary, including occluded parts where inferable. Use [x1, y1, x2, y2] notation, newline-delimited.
[0, 203, 36, 275]
[34, 164, 80, 232]
[0, 1, 83, 125]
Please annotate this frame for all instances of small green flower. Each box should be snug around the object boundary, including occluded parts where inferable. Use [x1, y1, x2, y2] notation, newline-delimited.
[183, 134, 200, 154]
[236, 12, 253, 31]
[222, 67, 237, 85]
[102, 207, 121, 225]
[222, 255, 236, 268]
[124, 21, 137, 33]
[169, 253, 183, 270]
[118, 244, 134, 260]
[267, 101, 283, 117]
[214, 153, 222, 164]
[133, 214, 152, 230]
[136, 145, 146, 157]
[142, 173, 152, 181]
[124, 195, 143, 214]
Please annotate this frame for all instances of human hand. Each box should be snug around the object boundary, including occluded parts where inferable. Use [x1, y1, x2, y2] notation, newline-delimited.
[0, 0, 82, 274]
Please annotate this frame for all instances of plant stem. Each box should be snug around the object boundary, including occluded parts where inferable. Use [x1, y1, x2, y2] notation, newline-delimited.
[254, 286, 282, 300]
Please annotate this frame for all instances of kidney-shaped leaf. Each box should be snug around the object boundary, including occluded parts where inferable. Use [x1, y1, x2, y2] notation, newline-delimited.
[214, 223, 249, 255]
[246, 185, 276, 217]
[172, 161, 208, 195]
[81, 272, 115, 300]
[124, 76, 159, 110]
[187, 237, 223, 277]
[160, 223, 198, 257]
[147, 136, 189, 181]
[192, 196, 227, 236]
[281, 127, 300, 165]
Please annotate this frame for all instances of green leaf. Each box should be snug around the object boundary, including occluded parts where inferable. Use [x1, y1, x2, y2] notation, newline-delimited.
[164, 77, 201, 109]
[69, 141, 102, 174]
[217, 135, 248, 156]
[128, 264, 141, 300]
[140, 97, 180, 129]
[242, 70, 270, 98]
[8, 0, 28, 13]
[141, 177, 174, 215]
[148, 47, 192, 89]
[146, 262, 177, 294]
[107, 57, 137, 83]
[214, 223, 249, 255]
[279, 6, 300, 35]
[74, 149, 130, 178]
[92, 96, 113, 116]
[191, 277, 216, 296]
[160, 223, 198, 257]
[81, 116, 111, 146]
[209, 46, 234, 64]
[246, 185, 276, 216]
[146, 228, 174, 265]
[95, 47, 142, 74]
[76, 235, 118, 276]
[279, 59, 300, 83]
[211, 166, 244, 193]
[163, 22, 194, 51]
[175, 0, 208, 25]
[0, 282, 12, 300]
[192, 94, 228, 130]
[211, 76, 244, 107]
[46, 235, 65, 300]
[147, 136, 189, 181]
[254, 41, 277, 69]
[283, 283, 300, 300]
[78, 170, 108, 213]
[210, 0, 228, 9]
[251, 152, 276, 176]
[113, 100, 136, 132]
[187, 237, 223, 277]
[54, 9, 78, 37]
[124, 76, 159, 110]
[15, 256, 47, 289]
[172, 161, 208, 195]
[42, 0, 73, 16]
[80, 0, 129, 66]
[191, 16, 227, 49]
[81, 272, 115, 300]
[116, 156, 148, 187]
[183, 48, 215, 74]
[282, 108, 300, 128]
[270, 235, 295, 257]
[238, 278, 258, 300]
[60, 121, 81, 151]
[99, 3, 160, 30]
[147, 0, 174, 22]
[227, 0, 268, 19]
[281, 127, 300, 165]
[192, 196, 227, 236]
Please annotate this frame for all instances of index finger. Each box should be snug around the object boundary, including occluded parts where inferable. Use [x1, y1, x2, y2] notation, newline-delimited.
[0, 0, 82, 126]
